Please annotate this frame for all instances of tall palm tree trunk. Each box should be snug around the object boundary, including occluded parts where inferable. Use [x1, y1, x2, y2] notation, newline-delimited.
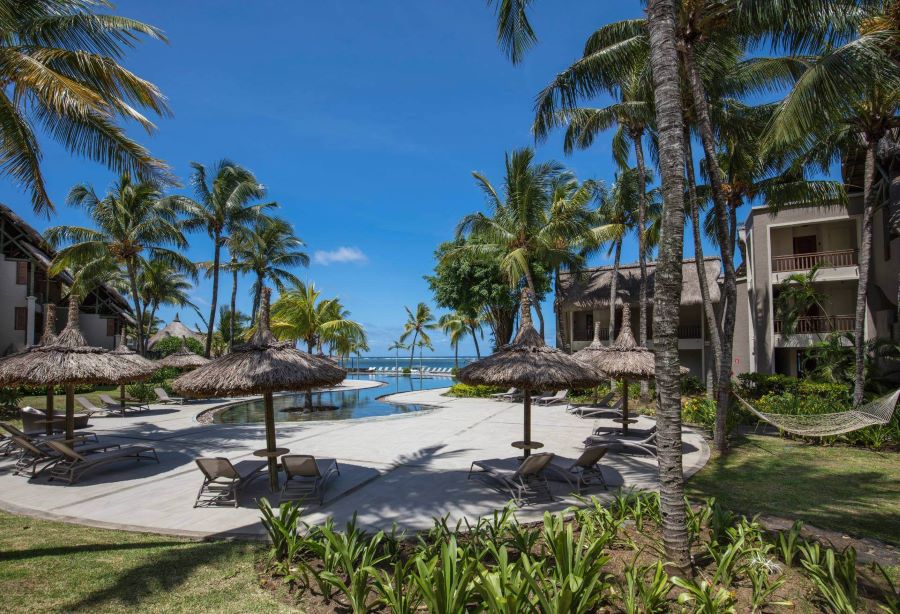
[609, 239, 622, 388]
[125, 261, 145, 355]
[646, 0, 691, 574]
[684, 130, 723, 399]
[634, 132, 650, 400]
[408, 330, 418, 370]
[469, 324, 481, 358]
[229, 255, 239, 352]
[854, 140, 878, 405]
[523, 267, 545, 338]
[682, 43, 736, 453]
[206, 235, 222, 358]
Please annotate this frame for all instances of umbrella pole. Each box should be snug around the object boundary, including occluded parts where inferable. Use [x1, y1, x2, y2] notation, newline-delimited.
[621, 379, 629, 436]
[65, 383, 74, 442]
[45, 390, 54, 436]
[523, 390, 532, 458]
[120, 383, 126, 407]
[264, 391, 278, 492]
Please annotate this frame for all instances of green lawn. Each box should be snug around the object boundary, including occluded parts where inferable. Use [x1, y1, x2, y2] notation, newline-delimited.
[0, 512, 294, 613]
[687, 433, 900, 546]
[18, 385, 119, 412]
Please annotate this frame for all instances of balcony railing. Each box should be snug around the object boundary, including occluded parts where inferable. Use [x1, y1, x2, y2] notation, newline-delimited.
[774, 314, 855, 335]
[572, 324, 702, 341]
[772, 249, 857, 273]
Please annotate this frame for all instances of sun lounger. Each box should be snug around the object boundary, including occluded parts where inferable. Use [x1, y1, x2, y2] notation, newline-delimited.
[8, 435, 121, 478]
[534, 389, 569, 407]
[467, 453, 555, 505]
[99, 393, 147, 415]
[593, 424, 657, 438]
[279, 455, 340, 504]
[546, 446, 609, 494]
[568, 392, 617, 415]
[43, 440, 159, 484]
[154, 388, 184, 405]
[1, 421, 96, 450]
[20, 406, 88, 432]
[76, 396, 114, 417]
[585, 431, 658, 456]
[491, 388, 521, 401]
[194, 457, 268, 507]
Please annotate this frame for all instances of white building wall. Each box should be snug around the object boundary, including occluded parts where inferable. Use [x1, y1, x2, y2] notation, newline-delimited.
[0, 254, 28, 355]
[79, 313, 116, 349]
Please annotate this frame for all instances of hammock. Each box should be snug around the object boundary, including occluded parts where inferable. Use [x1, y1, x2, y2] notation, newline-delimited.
[735, 388, 900, 437]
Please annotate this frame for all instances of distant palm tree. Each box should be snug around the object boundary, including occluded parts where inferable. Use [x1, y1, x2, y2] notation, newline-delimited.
[439, 313, 468, 369]
[139, 259, 196, 336]
[230, 217, 309, 323]
[774, 266, 831, 338]
[400, 303, 437, 370]
[1, 1, 171, 215]
[270, 282, 364, 354]
[387, 340, 408, 371]
[169, 161, 270, 357]
[45, 174, 192, 354]
[217, 307, 249, 347]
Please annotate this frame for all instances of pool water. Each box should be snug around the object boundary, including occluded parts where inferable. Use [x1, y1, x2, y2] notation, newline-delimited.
[212, 374, 453, 424]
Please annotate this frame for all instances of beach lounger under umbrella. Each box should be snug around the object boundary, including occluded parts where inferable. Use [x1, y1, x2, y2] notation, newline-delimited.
[0, 296, 155, 441]
[173, 287, 346, 491]
[457, 290, 603, 457]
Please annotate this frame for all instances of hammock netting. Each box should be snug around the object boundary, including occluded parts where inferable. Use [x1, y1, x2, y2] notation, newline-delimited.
[735, 388, 900, 437]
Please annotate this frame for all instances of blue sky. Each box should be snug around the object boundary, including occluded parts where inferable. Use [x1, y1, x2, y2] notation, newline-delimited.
[2, 1, 741, 356]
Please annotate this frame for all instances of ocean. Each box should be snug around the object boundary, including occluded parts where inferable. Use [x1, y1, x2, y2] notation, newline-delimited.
[345, 356, 476, 370]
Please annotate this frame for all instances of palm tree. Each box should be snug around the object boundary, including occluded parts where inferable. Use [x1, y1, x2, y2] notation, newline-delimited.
[170, 161, 269, 357]
[400, 303, 437, 369]
[230, 216, 309, 323]
[763, 2, 900, 404]
[775, 265, 832, 337]
[438, 312, 468, 369]
[138, 258, 196, 336]
[270, 282, 364, 354]
[217, 307, 249, 348]
[0, 0, 171, 215]
[387, 340, 408, 371]
[415, 337, 434, 374]
[454, 148, 594, 338]
[45, 174, 192, 354]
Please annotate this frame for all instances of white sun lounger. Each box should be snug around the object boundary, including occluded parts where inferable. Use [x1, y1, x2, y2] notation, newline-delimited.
[534, 389, 569, 407]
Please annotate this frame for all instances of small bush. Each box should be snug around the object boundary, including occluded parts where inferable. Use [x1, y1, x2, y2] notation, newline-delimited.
[149, 366, 180, 383]
[153, 335, 204, 357]
[681, 375, 705, 395]
[735, 373, 798, 399]
[446, 383, 506, 398]
[126, 382, 156, 403]
[682, 397, 716, 428]
[16, 383, 94, 395]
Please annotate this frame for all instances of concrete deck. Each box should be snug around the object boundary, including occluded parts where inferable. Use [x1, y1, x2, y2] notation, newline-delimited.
[0, 381, 709, 539]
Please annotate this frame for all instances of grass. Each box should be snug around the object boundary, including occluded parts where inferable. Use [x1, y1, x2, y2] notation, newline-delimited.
[0, 511, 295, 613]
[687, 433, 900, 546]
[18, 385, 119, 411]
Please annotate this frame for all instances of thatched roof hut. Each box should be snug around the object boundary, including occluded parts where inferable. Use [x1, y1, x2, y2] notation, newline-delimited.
[156, 338, 209, 370]
[173, 288, 346, 490]
[38, 302, 57, 346]
[458, 290, 603, 456]
[0, 296, 155, 438]
[147, 314, 204, 350]
[111, 333, 159, 406]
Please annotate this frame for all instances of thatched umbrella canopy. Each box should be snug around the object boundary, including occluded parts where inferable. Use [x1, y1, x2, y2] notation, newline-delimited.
[0, 296, 155, 440]
[111, 332, 159, 406]
[173, 288, 346, 491]
[156, 338, 210, 370]
[576, 303, 687, 435]
[458, 290, 604, 457]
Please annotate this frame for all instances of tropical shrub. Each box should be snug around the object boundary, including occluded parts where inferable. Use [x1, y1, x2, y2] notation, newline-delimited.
[681, 374, 705, 395]
[446, 383, 506, 398]
[153, 335, 204, 357]
[682, 397, 716, 428]
[126, 383, 156, 403]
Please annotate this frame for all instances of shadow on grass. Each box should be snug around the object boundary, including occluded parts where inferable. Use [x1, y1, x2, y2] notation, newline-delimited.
[0, 540, 186, 562]
[687, 434, 900, 546]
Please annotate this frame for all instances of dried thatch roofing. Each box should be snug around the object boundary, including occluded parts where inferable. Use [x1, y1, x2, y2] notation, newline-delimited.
[111, 332, 158, 372]
[156, 339, 210, 370]
[172, 288, 347, 398]
[147, 314, 205, 349]
[38, 302, 57, 346]
[556, 257, 721, 310]
[457, 292, 604, 390]
[0, 296, 155, 386]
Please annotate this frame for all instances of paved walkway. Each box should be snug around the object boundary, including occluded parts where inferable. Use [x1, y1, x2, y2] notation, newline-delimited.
[0, 381, 709, 538]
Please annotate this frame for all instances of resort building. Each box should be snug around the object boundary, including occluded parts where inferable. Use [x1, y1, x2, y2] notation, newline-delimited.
[555, 258, 722, 381]
[733, 148, 900, 376]
[0, 203, 135, 355]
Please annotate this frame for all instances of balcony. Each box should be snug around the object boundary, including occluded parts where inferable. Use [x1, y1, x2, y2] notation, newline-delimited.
[774, 314, 855, 335]
[572, 324, 701, 342]
[772, 249, 857, 273]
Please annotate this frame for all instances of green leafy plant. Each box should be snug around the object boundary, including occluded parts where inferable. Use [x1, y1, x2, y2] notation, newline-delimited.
[706, 535, 749, 587]
[619, 557, 669, 614]
[258, 498, 307, 568]
[473, 546, 533, 613]
[412, 537, 476, 613]
[864, 562, 900, 614]
[776, 520, 804, 567]
[672, 576, 737, 613]
[446, 383, 506, 398]
[317, 520, 386, 613]
[800, 544, 858, 613]
[748, 565, 791, 613]
[371, 558, 421, 614]
[153, 335, 204, 357]
[125, 382, 156, 403]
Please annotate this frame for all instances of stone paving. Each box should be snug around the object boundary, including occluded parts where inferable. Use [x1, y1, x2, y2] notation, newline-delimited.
[0, 380, 709, 538]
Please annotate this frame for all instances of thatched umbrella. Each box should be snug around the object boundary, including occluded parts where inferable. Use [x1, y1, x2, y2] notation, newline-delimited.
[173, 288, 346, 491]
[156, 338, 210, 370]
[0, 296, 155, 440]
[457, 291, 604, 457]
[111, 332, 159, 407]
[577, 303, 687, 435]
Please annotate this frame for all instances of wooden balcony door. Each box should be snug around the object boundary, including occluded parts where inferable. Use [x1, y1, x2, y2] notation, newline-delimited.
[792, 235, 817, 255]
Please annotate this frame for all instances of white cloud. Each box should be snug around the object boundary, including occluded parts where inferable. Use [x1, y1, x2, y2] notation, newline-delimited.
[314, 246, 368, 266]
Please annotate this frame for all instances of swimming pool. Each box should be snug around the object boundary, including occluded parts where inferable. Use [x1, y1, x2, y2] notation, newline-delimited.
[212, 374, 453, 424]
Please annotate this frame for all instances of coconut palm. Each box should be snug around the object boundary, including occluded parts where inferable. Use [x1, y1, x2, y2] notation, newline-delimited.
[454, 148, 595, 338]
[399, 303, 437, 370]
[217, 307, 249, 347]
[169, 161, 270, 357]
[229, 216, 309, 323]
[763, 2, 900, 404]
[45, 174, 192, 354]
[439, 312, 469, 369]
[138, 258, 196, 337]
[387, 340, 408, 371]
[0, 0, 171, 215]
[774, 265, 832, 337]
[270, 282, 364, 354]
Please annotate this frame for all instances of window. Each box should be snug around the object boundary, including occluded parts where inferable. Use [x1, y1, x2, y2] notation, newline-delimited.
[585, 313, 594, 336]
[106, 318, 117, 337]
[14, 307, 27, 331]
[15, 261, 27, 285]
